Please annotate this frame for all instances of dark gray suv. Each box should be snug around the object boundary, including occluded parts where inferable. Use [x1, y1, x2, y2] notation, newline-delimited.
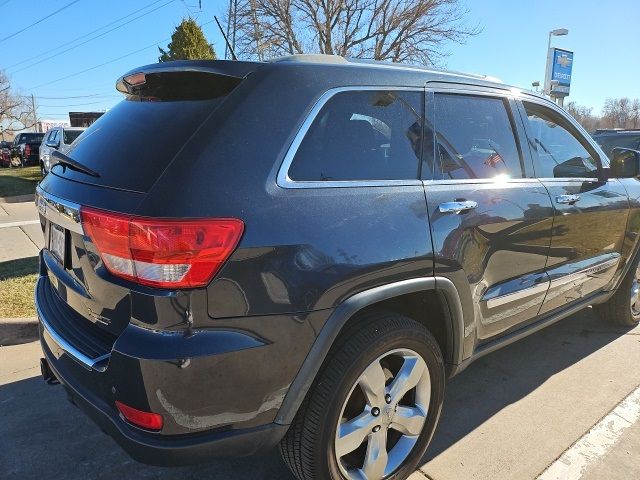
[35, 56, 640, 480]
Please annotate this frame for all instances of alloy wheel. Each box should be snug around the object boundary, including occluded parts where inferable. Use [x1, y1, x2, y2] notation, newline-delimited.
[334, 348, 431, 480]
[630, 264, 640, 318]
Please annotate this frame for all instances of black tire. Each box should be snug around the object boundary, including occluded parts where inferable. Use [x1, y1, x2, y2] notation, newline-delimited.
[280, 311, 445, 480]
[595, 255, 640, 327]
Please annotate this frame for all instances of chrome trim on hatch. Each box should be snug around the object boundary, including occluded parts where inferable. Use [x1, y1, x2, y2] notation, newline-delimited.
[485, 280, 550, 309]
[36, 279, 109, 372]
[35, 187, 83, 234]
[276, 86, 424, 189]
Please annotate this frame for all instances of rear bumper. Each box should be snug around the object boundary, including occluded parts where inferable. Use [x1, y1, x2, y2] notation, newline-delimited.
[34, 272, 315, 465]
[40, 343, 287, 465]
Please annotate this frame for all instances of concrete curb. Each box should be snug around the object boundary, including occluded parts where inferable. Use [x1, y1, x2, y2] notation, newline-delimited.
[0, 193, 36, 204]
[0, 317, 38, 346]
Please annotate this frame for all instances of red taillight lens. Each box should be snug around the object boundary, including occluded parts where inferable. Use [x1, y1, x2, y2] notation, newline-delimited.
[25, 145, 31, 156]
[80, 207, 244, 288]
[115, 400, 163, 431]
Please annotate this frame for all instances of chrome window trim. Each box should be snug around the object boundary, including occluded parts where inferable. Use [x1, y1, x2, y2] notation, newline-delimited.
[35, 186, 83, 235]
[485, 280, 550, 309]
[276, 86, 424, 189]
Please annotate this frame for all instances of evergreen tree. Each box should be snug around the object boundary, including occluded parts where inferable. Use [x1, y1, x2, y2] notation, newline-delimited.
[158, 18, 216, 62]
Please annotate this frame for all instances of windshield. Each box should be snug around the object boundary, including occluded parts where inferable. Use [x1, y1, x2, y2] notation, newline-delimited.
[594, 134, 640, 159]
[63, 129, 83, 144]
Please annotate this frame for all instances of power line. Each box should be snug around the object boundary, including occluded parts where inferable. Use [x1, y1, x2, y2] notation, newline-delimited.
[0, 0, 82, 44]
[28, 19, 214, 90]
[5, 0, 168, 70]
[10, 0, 176, 74]
[28, 40, 169, 90]
[33, 94, 121, 100]
[38, 100, 110, 107]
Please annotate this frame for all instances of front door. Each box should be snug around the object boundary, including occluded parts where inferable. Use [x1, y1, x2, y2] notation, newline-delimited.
[423, 90, 555, 346]
[518, 100, 629, 315]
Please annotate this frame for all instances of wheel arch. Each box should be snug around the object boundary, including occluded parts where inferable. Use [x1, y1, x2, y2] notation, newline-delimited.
[274, 276, 465, 426]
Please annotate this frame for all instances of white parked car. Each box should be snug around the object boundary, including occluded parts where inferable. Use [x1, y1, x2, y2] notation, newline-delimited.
[39, 127, 86, 174]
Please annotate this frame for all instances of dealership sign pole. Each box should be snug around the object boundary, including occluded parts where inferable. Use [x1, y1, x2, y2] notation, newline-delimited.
[544, 47, 573, 107]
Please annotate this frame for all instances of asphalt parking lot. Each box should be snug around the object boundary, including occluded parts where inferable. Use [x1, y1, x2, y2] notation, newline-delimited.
[1, 308, 639, 480]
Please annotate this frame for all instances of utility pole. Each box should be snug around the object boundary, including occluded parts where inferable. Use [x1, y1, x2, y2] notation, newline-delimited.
[225, 0, 233, 59]
[30, 94, 38, 133]
[249, 0, 263, 61]
[231, 0, 238, 57]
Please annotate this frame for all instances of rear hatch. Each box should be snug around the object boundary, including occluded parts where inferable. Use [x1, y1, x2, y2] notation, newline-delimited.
[36, 61, 258, 357]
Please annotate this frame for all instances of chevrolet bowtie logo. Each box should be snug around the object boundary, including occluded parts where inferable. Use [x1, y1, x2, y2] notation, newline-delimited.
[557, 55, 572, 68]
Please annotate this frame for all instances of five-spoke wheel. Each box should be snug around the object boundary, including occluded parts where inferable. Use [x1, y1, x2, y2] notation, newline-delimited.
[335, 349, 430, 479]
[280, 311, 445, 480]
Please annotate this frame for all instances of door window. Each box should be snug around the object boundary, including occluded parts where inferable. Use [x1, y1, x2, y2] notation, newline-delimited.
[433, 94, 523, 180]
[523, 102, 599, 178]
[288, 90, 424, 181]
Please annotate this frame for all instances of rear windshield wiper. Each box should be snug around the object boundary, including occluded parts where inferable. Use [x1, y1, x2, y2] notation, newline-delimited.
[51, 150, 100, 178]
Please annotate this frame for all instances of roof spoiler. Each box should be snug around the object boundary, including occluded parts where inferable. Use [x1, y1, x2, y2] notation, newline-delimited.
[115, 60, 261, 98]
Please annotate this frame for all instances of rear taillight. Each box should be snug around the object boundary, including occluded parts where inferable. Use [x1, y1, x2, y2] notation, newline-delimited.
[25, 145, 31, 156]
[80, 207, 244, 289]
[115, 400, 163, 431]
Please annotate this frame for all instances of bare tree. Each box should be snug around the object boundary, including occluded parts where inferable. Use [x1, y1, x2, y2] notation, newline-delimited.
[565, 101, 599, 133]
[602, 97, 635, 129]
[229, 0, 479, 65]
[631, 99, 640, 129]
[0, 71, 36, 133]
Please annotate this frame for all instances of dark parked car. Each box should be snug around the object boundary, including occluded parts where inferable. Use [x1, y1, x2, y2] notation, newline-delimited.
[593, 129, 640, 160]
[35, 57, 640, 480]
[0, 140, 11, 167]
[11, 132, 45, 166]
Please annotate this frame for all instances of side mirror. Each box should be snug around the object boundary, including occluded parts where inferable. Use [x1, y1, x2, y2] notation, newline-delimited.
[46, 140, 60, 148]
[610, 148, 640, 178]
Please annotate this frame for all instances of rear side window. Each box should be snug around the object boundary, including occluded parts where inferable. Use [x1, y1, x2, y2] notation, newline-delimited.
[288, 90, 424, 181]
[434, 94, 523, 180]
[523, 102, 598, 178]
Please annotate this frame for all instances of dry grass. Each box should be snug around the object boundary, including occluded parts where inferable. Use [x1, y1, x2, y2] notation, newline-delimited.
[0, 257, 38, 317]
[0, 166, 40, 198]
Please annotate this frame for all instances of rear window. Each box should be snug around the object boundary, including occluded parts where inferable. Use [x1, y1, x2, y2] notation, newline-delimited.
[52, 71, 240, 192]
[17, 133, 45, 144]
[63, 129, 83, 144]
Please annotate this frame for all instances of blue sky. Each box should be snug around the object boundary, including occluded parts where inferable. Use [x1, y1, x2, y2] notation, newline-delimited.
[1, 0, 638, 122]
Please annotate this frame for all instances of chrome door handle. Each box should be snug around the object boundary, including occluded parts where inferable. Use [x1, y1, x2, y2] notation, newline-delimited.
[556, 194, 580, 205]
[438, 200, 478, 214]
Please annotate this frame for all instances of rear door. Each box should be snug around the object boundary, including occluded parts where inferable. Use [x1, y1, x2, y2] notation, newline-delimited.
[423, 87, 555, 345]
[518, 100, 629, 315]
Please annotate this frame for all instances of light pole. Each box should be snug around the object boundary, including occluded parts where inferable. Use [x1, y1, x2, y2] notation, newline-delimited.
[544, 28, 568, 98]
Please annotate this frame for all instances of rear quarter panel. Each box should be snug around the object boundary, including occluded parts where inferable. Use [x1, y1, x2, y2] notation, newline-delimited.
[136, 65, 436, 318]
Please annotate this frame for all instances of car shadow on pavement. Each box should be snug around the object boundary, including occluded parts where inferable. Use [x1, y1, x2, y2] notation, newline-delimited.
[421, 307, 633, 464]
[0, 308, 631, 479]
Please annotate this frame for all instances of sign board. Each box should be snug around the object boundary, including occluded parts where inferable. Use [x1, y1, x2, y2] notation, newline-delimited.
[545, 47, 573, 97]
[38, 119, 70, 133]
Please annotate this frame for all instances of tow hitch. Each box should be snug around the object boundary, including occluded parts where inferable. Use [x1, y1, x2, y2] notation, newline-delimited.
[40, 358, 59, 385]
